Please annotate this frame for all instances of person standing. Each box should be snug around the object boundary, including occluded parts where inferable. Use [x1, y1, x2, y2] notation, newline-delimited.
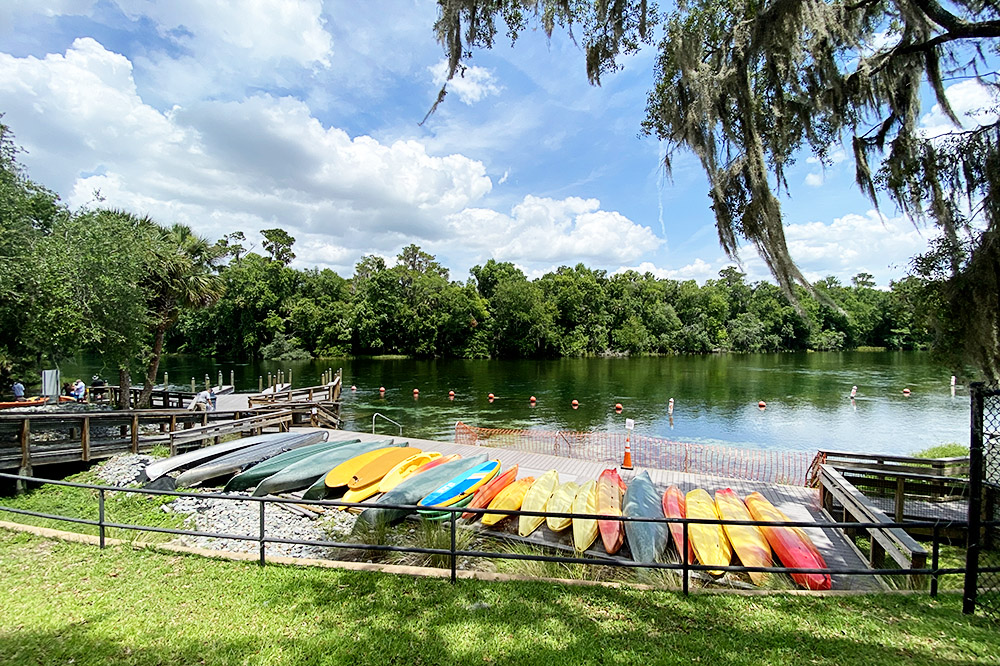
[72, 379, 86, 402]
[11, 380, 25, 402]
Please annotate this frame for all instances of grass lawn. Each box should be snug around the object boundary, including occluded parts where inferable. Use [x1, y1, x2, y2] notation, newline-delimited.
[1, 530, 998, 666]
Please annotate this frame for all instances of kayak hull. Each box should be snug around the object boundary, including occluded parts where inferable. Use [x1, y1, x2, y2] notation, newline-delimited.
[349, 447, 424, 489]
[545, 481, 580, 532]
[482, 477, 534, 527]
[518, 469, 560, 537]
[176, 431, 328, 488]
[461, 464, 518, 520]
[225, 438, 361, 491]
[715, 488, 772, 585]
[597, 468, 626, 554]
[571, 480, 599, 552]
[745, 492, 831, 591]
[378, 452, 443, 493]
[622, 471, 667, 565]
[419, 460, 500, 508]
[662, 485, 695, 565]
[261, 440, 402, 498]
[685, 488, 733, 575]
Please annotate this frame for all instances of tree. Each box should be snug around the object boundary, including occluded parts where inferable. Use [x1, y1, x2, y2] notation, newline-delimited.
[262, 228, 296, 265]
[432, 1, 1000, 376]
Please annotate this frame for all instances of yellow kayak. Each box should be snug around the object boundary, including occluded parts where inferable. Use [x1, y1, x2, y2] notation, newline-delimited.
[349, 447, 422, 489]
[377, 452, 442, 493]
[339, 481, 382, 509]
[545, 481, 580, 532]
[482, 477, 534, 527]
[325, 448, 405, 489]
[571, 480, 599, 552]
[685, 488, 733, 575]
[518, 469, 560, 537]
[715, 488, 771, 585]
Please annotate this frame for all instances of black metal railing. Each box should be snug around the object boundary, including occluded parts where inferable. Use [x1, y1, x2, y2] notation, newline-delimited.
[2, 471, 995, 592]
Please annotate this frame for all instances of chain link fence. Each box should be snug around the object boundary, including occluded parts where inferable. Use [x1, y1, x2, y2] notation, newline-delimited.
[965, 383, 1000, 619]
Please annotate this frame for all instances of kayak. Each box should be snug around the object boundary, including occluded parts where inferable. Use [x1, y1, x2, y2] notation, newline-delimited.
[597, 468, 626, 554]
[461, 464, 518, 520]
[263, 440, 404, 499]
[745, 491, 831, 591]
[715, 488, 772, 585]
[357, 455, 488, 526]
[349, 447, 424, 489]
[0, 396, 47, 409]
[411, 454, 460, 476]
[571, 479, 599, 552]
[685, 488, 733, 575]
[416, 493, 475, 521]
[325, 446, 411, 489]
[545, 480, 580, 532]
[224, 438, 361, 491]
[481, 477, 534, 527]
[622, 470, 667, 565]
[144, 432, 291, 482]
[661, 485, 695, 565]
[419, 460, 500, 508]
[377, 452, 443, 493]
[175, 431, 328, 488]
[518, 469, 560, 537]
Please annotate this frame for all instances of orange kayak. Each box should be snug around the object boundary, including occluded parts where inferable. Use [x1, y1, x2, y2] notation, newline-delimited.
[462, 464, 518, 520]
[745, 492, 831, 591]
[715, 488, 771, 585]
[597, 468, 626, 554]
[662, 485, 695, 565]
[0, 396, 47, 409]
[349, 447, 422, 489]
[481, 477, 534, 527]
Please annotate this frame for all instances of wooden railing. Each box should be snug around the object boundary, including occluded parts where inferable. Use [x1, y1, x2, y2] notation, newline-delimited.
[817, 464, 928, 586]
[169, 410, 293, 454]
[247, 381, 341, 406]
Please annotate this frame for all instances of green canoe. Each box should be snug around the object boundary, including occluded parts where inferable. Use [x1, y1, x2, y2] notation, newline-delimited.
[224, 437, 361, 492]
[175, 431, 328, 488]
[265, 439, 402, 499]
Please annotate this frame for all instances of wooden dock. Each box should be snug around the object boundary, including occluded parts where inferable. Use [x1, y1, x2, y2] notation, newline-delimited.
[341, 430, 883, 591]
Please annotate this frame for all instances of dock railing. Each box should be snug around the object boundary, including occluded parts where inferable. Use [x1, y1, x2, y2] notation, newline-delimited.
[0, 470, 983, 593]
[168, 410, 293, 454]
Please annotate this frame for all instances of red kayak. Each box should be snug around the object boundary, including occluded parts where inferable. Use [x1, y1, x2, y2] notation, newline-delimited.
[745, 492, 831, 591]
[662, 485, 695, 565]
[462, 464, 518, 520]
[597, 468, 627, 554]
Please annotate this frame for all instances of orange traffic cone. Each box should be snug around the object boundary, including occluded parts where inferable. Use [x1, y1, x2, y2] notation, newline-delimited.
[621, 435, 633, 470]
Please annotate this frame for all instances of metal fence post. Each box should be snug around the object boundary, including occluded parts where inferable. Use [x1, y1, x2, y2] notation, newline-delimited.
[931, 522, 940, 598]
[259, 501, 266, 566]
[450, 510, 457, 584]
[98, 488, 105, 549]
[964, 383, 985, 615]
[682, 521, 690, 596]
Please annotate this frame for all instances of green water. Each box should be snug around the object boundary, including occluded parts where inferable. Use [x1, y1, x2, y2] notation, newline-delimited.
[58, 351, 967, 456]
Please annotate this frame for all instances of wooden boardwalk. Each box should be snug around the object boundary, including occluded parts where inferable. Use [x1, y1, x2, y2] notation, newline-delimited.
[342, 429, 882, 591]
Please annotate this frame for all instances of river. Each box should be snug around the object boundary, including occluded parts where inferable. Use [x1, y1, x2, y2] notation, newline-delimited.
[57, 351, 968, 456]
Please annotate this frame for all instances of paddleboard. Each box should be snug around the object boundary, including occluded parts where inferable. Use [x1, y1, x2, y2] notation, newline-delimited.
[349, 446, 423, 489]
[461, 464, 518, 520]
[481, 477, 534, 527]
[571, 480, 599, 552]
[518, 469, 560, 537]
[378, 452, 443, 493]
[744, 491, 831, 590]
[597, 468, 626, 554]
[685, 488, 733, 575]
[622, 471, 667, 565]
[545, 480, 580, 532]
[715, 488, 772, 585]
[662, 485, 695, 565]
[416, 493, 475, 521]
[419, 460, 500, 507]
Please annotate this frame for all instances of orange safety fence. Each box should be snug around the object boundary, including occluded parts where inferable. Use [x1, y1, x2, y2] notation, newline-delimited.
[454, 422, 813, 486]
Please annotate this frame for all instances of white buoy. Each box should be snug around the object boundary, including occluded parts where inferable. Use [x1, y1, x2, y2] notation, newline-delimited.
[951, 375, 957, 386]
[668, 397, 674, 415]
[850, 385, 858, 398]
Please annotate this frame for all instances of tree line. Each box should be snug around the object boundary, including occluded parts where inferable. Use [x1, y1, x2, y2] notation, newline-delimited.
[0, 120, 951, 404]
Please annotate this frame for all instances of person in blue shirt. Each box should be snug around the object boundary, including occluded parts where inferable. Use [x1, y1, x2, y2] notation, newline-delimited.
[71, 379, 86, 402]
[12, 380, 25, 401]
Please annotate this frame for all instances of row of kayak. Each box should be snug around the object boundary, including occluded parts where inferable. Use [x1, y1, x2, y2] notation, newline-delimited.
[142, 434, 830, 590]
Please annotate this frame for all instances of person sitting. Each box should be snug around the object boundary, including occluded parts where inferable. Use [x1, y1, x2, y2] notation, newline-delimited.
[71, 379, 86, 402]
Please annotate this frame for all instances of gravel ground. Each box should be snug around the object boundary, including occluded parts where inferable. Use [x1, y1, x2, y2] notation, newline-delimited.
[96, 453, 358, 559]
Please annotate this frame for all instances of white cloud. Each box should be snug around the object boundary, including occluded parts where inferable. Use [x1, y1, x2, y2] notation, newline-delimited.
[0, 38, 493, 273]
[804, 172, 824, 187]
[920, 79, 1000, 138]
[620, 259, 719, 282]
[429, 59, 502, 105]
[447, 195, 662, 267]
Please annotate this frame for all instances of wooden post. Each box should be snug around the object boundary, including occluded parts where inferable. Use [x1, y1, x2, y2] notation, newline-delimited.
[131, 414, 139, 453]
[202, 412, 208, 426]
[81, 416, 91, 461]
[218, 370, 223, 388]
[230, 370, 235, 388]
[309, 388, 314, 401]
[169, 415, 177, 433]
[19, 418, 30, 470]
[288, 368, 292, 388]
[259, 376, 263, 393]
[164, 371, 169, 388]
[191, 377, 196, 393]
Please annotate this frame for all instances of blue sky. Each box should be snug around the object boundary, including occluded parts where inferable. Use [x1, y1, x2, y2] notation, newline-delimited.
[0, 0, 989, 285]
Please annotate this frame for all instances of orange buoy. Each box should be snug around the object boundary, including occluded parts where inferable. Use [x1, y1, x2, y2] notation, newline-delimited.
[350, 385, 357, 391]
[413, 388, 419, 394]
[758, 400, 766, 409]
[488, 393, 495, 400]
[614, 403, 623, 412]
[529, 396, 536, 403]
[379, 386, 385, 393]
[448, 390, 455, 397]
[903, 388, 911, 395]
[571, 399, 579, 407]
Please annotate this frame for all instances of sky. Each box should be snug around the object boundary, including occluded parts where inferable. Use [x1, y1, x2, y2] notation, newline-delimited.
[0, 0, 994, 286]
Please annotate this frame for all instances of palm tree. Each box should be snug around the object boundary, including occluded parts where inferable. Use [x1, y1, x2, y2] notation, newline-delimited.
[138, 224, 224, 407]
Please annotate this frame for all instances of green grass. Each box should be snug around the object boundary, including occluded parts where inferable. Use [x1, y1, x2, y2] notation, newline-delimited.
[1, 530, 998, 666]
[912, 443, 968, 458]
